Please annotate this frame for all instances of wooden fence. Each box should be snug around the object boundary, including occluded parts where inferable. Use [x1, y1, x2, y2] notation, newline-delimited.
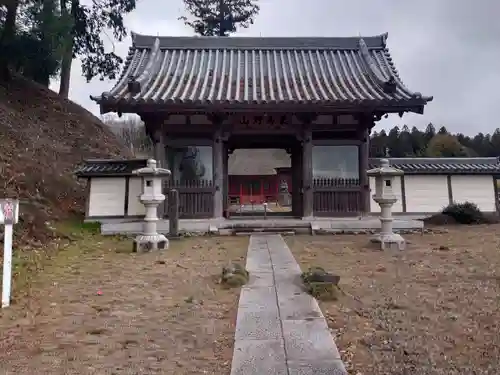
[164, 180, 214, 219]
[312, 177, 362, 216]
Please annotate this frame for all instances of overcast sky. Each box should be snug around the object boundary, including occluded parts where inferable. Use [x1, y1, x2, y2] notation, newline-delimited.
[49, 0, 500, 134]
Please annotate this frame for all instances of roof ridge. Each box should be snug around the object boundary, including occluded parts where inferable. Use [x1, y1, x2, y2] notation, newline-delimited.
[130, 32, 389, 50]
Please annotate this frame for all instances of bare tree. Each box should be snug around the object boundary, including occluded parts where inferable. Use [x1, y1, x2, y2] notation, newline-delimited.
[103, 115, 152, 157]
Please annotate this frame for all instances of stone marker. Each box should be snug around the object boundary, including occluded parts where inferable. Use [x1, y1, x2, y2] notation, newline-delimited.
[367, 158, 406, 251]
[132, 159, 171, 252]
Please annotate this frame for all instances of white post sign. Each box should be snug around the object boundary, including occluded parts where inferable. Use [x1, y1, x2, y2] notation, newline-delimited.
[1, 199, 19, 308]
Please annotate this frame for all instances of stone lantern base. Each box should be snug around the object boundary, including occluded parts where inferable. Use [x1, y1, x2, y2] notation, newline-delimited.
[133, 233, 169, 252]
[277, 192, 291, 207]
[371, 232, 406, 251]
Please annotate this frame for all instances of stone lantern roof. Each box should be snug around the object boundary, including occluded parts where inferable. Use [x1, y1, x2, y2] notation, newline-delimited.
[133, 159, 171, 177]
[367, 158, 403, 177]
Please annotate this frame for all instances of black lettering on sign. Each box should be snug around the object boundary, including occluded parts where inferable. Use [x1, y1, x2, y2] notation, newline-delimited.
[240, 116, 249, 125]
[254, 116, 263, 125]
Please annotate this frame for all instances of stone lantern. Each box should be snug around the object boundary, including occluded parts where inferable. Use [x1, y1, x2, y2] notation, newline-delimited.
[132, 159, 171, 252]
[367, 158, 405, 251]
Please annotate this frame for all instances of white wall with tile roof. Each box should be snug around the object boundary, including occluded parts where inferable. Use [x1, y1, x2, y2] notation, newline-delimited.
[450, 175, 496, 212]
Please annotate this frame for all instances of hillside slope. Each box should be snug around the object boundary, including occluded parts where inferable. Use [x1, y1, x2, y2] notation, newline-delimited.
[0, 76, 132, 245]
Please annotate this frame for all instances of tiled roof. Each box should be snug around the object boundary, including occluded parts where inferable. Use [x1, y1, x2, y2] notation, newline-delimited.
[91, 33, 432, 113]
[76, 157, 500, 177]
[369, 158, 500, 175]
[75, 159, 148, 177]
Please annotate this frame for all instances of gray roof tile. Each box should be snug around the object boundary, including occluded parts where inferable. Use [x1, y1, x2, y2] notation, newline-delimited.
[91, 33, 432, 112]
[75, 159, 148, 177]
[369, 158, 500, 174]
[75, 157, 500, 177]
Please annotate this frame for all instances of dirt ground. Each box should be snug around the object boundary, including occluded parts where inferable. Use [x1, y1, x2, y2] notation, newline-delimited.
[286, 225, 500, 375]
[0, 229, 248, 375]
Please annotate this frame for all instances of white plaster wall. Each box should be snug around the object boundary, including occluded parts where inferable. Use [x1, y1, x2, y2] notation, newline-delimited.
[369, 176, 403, 213]
[127, 177, 146, 216]
[88, 177, 126, 217]
[404, 175, 449, 213]
[451, 175, 496, 212]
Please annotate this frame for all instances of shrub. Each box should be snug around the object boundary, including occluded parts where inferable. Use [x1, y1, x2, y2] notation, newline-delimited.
[220, 262, 249, 288]
[301, 266, 340, 301]
[442, 202, 484, 224]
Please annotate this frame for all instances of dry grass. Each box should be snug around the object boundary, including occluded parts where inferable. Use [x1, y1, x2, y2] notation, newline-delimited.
[286, 226, 500, 375]
[0, 226, 248, 375]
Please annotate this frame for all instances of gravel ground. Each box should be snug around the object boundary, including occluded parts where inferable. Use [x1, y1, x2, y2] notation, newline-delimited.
[0, 233, 248, 375]
[286, 225, 500, 375]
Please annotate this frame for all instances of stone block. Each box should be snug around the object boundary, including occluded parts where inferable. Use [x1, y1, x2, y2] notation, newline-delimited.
[282, 318, 341, 361]
[133, 234, 169, 252]
[278, 291, 323, 321]
[247, 272, 275, 287]
[238, 286, 277, 310]
[235, 309, 282, 340]
[371, 232, 406, 251]
[287, 360, 348, 375]
[230, 339, 287, 375]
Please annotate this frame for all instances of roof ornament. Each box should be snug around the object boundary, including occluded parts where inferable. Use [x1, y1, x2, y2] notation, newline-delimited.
[128, 76, 141, 94]
[358, 38, 397, 94]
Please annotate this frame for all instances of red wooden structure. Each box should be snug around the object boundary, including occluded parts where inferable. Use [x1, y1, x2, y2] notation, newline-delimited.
[228, 168, 292, 205]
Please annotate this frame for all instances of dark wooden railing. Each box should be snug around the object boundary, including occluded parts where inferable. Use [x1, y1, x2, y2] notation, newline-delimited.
[164, 180, 215, 219]
[312, 177, 362, 217]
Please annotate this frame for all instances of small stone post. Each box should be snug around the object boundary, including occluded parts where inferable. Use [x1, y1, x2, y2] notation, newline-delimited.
[367, 158, 405, 251]
[132, 159, 171, 252]
[168, 189, 180, 239]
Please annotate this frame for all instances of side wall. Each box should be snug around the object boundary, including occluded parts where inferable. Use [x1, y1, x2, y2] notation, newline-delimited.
[370, 174, 497, 214]
[86, 177, 145, 220]
[88, 177, 126, 217]
[405, 175, 449, 213]
[450, 175, 496, 212]
[127, 177, 146, 216]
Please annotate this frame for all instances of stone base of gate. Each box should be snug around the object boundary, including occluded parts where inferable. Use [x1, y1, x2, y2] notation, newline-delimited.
[98, 216, 424, 236]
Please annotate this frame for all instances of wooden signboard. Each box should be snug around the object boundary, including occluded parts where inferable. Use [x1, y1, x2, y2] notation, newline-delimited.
[232, 114, 293, 131]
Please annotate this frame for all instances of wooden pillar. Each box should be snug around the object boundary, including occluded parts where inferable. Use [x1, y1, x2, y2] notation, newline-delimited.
[212, 129, 224, 219]
[222, 142, 229, 216]
[358, 127, 370, 214]
[302, 127, 313, 218]
[153, 129, 166, 167]
[149, 122, 166, 218]
[290, 147, 302, 217]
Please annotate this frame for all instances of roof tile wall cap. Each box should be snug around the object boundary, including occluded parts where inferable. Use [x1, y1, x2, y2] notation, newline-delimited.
[374, 157, 500, 165]
[82, 158, 149, 163]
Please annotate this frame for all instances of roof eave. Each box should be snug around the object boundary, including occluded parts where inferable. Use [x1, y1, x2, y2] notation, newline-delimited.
[95, 98, 431, 116]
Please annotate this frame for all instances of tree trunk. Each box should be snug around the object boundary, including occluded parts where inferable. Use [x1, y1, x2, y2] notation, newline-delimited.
[58, 40, 73, 98]
[218, 0, 225, 36]
[58, 0, 75, 98]
[0, 0, 19, 81]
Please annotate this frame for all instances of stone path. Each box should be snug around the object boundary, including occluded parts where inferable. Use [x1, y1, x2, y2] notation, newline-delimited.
[230, 234, 347, 375]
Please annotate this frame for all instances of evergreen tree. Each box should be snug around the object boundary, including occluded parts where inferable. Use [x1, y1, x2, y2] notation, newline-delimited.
[58, 0, 138, 98]
[180, 0, 259, 36]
